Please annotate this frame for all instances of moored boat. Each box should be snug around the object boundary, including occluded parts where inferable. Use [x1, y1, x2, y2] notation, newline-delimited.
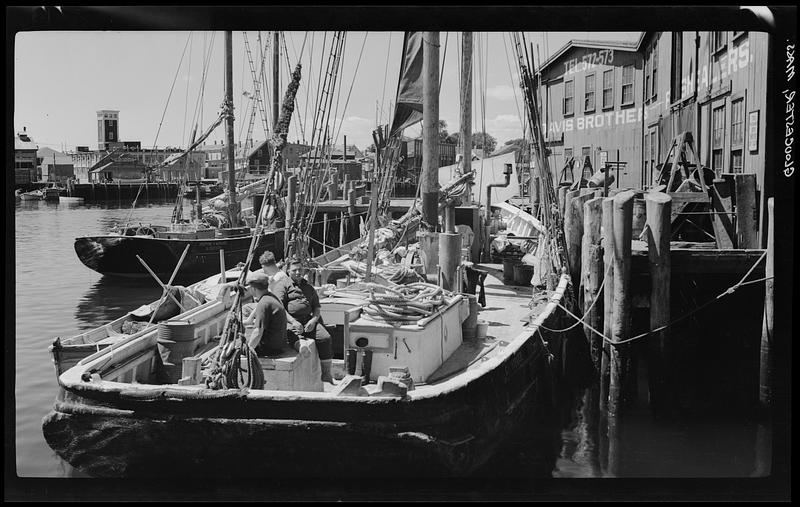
[42, 259, 569, 477]
[19, 189, 43, 201]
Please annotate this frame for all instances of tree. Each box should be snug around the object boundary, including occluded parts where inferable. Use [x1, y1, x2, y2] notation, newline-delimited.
[473, 132, 497, 154]
[443, 131, 497, 154]
[438, 120, 451, 144]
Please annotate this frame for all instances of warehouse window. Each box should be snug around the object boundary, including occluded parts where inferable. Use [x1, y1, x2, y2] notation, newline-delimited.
[564, 79, 574, 116]
[713, 32, 727, 54]
[651, 39, 658, 100]
[712, 105, 725, 174]
[602, 70, 614, 109]
[584, 74, 596, 113]
[621, 65, 634, 105]
[671, 32, 683, 101]
[730, 98, 744, 173]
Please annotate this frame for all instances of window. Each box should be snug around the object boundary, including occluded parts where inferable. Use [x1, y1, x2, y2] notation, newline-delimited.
[563, 80, 574, 116]
[652, 39, 658, 99]
[730, 99, 744, 173]
[645, 54, 651, 100]
[731, 99, 744, 147]
[650, 128, 658, 182]
[584, 74, 596, 113]
[621, 65, 634, 105]
[731, 150, 743, 173]
[712, 105, 725, 174]
[602, 70, 614, 109]
[643, 131, 650, 181]
[581, 146, 592, 169]
[713, 32, 727, 53]
[564, 147, 573, 164]
[671, 32, 683, 101]
[733, 31, 746, 41]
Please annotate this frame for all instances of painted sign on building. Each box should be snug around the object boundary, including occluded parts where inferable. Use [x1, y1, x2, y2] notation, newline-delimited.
[679, 39, 753, 99]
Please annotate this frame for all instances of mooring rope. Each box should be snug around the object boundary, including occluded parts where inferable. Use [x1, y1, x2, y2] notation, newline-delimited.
[539, 250, 770, 347]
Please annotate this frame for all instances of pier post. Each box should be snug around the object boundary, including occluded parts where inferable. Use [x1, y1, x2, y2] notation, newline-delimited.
[644, 192, 672, 416]
[759, 197, 774, 409]
[599, 197, 615, 413]
[348, 188, 358, 241]
[609, 190, 634, 419]
[583, 197, 604, 373]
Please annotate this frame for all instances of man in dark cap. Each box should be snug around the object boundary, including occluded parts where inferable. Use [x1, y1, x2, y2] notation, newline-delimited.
[243, 271, 288, 356]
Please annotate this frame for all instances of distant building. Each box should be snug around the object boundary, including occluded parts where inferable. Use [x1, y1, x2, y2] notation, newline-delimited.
[97, 110, 120, 151]
[14, 128, 38, 184]
[37, 147, 75, 183]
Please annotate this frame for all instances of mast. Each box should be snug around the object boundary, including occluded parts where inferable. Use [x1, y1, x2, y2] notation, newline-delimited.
[460, 31, 473, 201]
[272, 31, 280, 132]
[224, 30, 239, 227]
[421, 31, 440, 231]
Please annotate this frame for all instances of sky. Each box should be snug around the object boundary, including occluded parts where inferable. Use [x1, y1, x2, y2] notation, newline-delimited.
[14, 31, 641, 153]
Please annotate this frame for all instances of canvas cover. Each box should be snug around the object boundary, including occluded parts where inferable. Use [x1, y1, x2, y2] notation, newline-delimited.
[389, 32, 424, 138]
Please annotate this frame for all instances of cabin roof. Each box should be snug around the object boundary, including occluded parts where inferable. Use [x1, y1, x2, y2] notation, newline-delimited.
[15, 133, 38, 151]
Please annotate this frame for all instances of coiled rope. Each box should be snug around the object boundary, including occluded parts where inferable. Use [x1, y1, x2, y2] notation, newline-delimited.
[349, 282, 451, 324]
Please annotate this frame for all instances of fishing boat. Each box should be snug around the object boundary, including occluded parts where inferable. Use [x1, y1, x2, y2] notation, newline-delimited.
[43, 30, 576, 477]
[73, 32, 297, 282]
[19, 189, 43, 201]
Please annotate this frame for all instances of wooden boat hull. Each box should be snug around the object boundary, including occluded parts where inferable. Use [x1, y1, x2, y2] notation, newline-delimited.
[42, 326, 556, 478]
[73, 229, 284, 281]
[42, 272, 571, 478]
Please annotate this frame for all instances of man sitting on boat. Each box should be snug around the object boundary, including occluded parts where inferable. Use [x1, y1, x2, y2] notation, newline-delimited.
[271, 257, 334, 384]
[257, 250, 288, 283]
[243, 271, 289, 357]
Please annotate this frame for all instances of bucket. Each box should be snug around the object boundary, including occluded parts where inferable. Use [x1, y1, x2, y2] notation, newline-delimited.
[476, 320, 489, 340]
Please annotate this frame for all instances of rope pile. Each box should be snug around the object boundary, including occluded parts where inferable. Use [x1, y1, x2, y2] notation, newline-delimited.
[359, 282, 451, 324]
[205, 305, 265, 390]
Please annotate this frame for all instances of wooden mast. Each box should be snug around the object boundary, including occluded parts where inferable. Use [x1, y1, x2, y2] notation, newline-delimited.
[224, 30, 239, 227]
[273, 31, 280, 132]
[421, 31, 440, 231]
[460, 31, 473, 200]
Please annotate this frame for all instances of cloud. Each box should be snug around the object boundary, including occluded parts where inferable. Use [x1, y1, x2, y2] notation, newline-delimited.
[486, 85, 518, 101]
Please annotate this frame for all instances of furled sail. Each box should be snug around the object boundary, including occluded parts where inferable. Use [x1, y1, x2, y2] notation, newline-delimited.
[389, 31, 424, 138]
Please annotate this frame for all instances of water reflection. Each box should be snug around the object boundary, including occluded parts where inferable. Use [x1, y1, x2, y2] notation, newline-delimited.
[75, 277, 162, 330]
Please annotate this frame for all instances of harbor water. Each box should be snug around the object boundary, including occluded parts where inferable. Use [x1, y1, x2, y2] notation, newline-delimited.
[14, 198, 771, 481]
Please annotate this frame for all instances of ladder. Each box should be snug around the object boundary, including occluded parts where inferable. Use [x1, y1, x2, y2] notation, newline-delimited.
[656, 131, 708, 193]
[242, 32, 272, 149]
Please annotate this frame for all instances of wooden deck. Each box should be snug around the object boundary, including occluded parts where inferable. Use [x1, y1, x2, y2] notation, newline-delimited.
[322, 263, 545, 394]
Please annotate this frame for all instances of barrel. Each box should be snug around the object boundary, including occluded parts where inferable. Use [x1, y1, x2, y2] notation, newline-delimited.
[157, 321, 200, 383]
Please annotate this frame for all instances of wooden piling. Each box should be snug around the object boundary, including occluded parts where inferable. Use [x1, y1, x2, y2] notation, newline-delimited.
[583, 197, 604, 373]
[609, 190, 634, 418]
[599, 197, 615, 414]
[348, 188, 358, 241]
[644, 192, 672, 415]
[566, 191, 595, 304]
[759, 197, 774, 409]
